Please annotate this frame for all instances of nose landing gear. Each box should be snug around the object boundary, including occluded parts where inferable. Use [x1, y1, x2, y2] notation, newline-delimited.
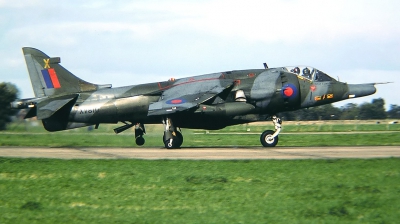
[260, 115, 282, 147]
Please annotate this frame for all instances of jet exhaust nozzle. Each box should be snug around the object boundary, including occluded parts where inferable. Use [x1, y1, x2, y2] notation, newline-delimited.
[347, 84, 376, 99]
[10, 99, 36, 109]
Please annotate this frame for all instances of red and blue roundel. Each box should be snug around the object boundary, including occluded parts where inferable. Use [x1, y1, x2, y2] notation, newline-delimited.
[166, 98, 187, 104]
[281, 83, 298, 99]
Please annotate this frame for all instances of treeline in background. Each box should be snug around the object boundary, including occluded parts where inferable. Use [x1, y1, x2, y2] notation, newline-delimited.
[0, 82, 399, 130]
[279, 98, 400, 121]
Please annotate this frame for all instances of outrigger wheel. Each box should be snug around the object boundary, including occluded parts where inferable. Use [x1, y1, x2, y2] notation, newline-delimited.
[135, 136, 145, 146]
[135, 123, 146, 146]
[260, 115, 282, 147]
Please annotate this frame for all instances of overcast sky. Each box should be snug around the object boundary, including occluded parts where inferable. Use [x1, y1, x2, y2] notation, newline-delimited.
[1, 0, 399, 109]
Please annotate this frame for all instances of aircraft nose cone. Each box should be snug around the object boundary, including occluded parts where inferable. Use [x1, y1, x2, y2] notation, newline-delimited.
[347, 84, 376, 98]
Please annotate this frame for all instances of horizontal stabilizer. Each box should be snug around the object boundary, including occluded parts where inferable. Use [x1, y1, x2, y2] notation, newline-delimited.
[37, 94, 78, 120]
[24, 108, 37, 119]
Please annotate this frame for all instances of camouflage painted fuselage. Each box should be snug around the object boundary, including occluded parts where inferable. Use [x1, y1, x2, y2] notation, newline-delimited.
[46, 68, 367, 131]
[14, 48, 376, 133]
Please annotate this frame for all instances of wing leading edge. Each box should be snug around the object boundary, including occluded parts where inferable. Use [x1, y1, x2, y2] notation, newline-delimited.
[148, 75, 234, 116]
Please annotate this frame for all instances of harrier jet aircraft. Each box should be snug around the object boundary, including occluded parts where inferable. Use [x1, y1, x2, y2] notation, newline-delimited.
[11, 47, 378, 148]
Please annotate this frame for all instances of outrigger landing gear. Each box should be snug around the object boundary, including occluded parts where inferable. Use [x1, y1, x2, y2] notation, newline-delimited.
[260, 115, 282, 147]
[162, 117, 183, 149]
[113, 122, 146, 146]
[135, 123, 146, 146]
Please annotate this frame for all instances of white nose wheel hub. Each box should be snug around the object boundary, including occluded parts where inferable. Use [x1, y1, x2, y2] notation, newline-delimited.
[260, 115, 282, 147]
[265, 135, 275, 144]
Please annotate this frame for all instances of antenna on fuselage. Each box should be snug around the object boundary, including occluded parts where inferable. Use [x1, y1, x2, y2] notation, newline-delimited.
[263, 63, 268, 69]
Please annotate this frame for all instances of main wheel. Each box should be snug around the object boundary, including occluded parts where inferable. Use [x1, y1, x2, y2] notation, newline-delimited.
[162, 131, 183, 149]
[164, 140, 174, 149]
[135, 136, 145, 146]
[260, 130, 279, 147]
[174, 131, 183, 148]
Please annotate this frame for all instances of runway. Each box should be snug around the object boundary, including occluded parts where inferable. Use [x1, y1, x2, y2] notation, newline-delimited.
[0, 146, 399, 160]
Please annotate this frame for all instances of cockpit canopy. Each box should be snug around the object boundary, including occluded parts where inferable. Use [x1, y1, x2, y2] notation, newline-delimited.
[281, 66, 336, 82]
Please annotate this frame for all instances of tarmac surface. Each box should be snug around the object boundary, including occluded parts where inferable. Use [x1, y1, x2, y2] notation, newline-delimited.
[0, 146, 399, 160]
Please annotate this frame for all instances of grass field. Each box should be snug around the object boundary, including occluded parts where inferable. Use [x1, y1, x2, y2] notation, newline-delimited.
[1, 120, 400, 147]
[1, 158, 399, 223]
[1, 132, 400, 148]
[1, 121, 399, 223]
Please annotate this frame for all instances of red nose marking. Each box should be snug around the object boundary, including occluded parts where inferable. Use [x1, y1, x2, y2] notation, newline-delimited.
[310, 85, 316, 92]
[284, 87, 294, 97]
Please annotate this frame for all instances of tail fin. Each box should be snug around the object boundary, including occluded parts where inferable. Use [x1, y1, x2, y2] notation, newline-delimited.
[22, 47, 111, 97]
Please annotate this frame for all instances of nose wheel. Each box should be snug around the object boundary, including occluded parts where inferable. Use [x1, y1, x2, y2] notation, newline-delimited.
[260, 130, 278, 147]
[260, 116, 281, 147]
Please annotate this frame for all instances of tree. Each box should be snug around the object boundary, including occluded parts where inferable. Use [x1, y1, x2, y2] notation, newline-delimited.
[358, 98, 386, 119]
[312, 104, 341, 120]
[279, 104, 341, 121]
[387, 104, 400, 119]
[339, 103, 359, 120]
[0, 82, 19, 130]
[278, 110, 298, 121]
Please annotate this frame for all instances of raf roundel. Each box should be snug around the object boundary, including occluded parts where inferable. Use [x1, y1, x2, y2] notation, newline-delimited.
[281, 83, 298, 99]
[283, 87, 294, 97]
[166, 98, 187, 105]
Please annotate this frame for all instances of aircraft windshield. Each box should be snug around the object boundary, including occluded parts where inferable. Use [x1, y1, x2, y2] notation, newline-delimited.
[282, 66, 335, 82]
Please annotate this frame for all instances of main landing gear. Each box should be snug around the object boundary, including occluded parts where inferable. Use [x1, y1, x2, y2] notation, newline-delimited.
[260, 115, 282, 147]
[162, 117, 183, 149]
[114, 119, 184, 149]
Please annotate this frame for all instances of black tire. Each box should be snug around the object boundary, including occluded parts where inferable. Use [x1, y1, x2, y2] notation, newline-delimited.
[260, 130, 279, 147]
[164, 140, 174, 149]
[135, 136, 145, 146]
[174, 131, 183, 148]
[163, 131, 183, 149]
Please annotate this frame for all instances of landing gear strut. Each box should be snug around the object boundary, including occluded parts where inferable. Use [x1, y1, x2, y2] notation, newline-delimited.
[114, 122, 147, 146]
[162, 117, 183, 149]
[260, 115, 282, 147]
[135, 123, 146, 146]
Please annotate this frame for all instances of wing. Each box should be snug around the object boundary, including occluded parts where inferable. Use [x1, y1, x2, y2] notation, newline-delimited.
[148, 76, 234, 116]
